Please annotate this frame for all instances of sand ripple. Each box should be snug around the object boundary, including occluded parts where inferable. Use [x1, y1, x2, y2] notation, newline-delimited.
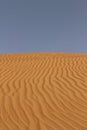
[0, 53, 87, 130]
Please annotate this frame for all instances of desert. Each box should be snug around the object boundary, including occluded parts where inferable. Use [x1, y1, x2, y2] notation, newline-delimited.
[0, 53, 87, 130]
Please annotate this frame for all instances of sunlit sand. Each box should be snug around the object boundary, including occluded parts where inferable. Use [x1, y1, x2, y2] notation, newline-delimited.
[0, 53, 87, 130]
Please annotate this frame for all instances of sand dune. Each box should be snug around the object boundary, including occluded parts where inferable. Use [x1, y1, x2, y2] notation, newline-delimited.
[0, 53, 87, 130]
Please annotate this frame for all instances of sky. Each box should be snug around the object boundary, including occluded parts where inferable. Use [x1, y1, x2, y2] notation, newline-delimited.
[0, 0, 87, 54]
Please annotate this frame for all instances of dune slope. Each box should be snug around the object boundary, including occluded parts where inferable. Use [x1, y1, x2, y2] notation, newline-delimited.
[0, 53, 87, 130]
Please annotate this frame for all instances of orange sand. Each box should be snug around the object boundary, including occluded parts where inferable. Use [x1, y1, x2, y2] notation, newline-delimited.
[0, 53, 87, 130]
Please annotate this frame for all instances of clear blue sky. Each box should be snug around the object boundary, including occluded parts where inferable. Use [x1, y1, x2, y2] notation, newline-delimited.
[0, 0, 87, 54]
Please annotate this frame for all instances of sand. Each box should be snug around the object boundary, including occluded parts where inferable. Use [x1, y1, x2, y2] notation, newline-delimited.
[0, 52, 87, 130]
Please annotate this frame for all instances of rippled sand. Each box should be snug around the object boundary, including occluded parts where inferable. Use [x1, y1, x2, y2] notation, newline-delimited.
[0, 53, 87, 130]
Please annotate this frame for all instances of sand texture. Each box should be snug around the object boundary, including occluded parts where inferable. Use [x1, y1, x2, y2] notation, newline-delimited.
[0, 53, 87, 130]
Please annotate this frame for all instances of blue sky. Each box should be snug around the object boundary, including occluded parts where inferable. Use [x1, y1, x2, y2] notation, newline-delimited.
[0, 0, 87, 54]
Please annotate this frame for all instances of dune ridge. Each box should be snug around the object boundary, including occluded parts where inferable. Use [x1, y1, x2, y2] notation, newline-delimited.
[0, 53, 87, 130]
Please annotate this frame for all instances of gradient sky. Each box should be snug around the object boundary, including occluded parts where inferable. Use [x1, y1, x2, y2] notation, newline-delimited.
[0, 0, 87, 54]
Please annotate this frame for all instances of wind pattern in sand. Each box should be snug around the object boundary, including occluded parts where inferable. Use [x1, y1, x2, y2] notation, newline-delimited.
[0, 53, 87, 130]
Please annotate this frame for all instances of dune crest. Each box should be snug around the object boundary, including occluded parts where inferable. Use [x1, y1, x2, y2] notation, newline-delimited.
[0, 53, 87, 130]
